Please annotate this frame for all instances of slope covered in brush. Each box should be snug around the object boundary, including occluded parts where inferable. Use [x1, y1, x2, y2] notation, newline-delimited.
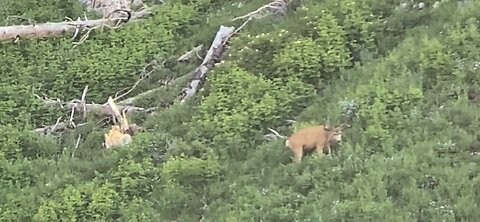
[2, 0, 480, 221]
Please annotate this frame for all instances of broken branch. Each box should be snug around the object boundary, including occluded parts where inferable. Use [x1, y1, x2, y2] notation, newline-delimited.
[177, 44, 204, 62]
[111, 59, 160, 102]
[232, 0, 289, 22]
[36, 95, 148, 117]
[33, 122, 89, 135]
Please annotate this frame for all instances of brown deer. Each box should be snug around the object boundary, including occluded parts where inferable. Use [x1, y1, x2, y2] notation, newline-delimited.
[103, 97, 143, 149]
[268, 123, 346, 163]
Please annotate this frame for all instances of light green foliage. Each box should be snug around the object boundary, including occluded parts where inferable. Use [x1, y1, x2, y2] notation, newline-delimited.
[32, 182, 120, 221]
[193, 63, 314, 158]
[107, 157, 158, 198]
[0, 84, 61, 128]
[418, 36, 457, 90]
[0, 125, 58, 161]
[274, 9, 351, 83]
[0, 0, 96, 23]
[227, 29, 294, 77]
[319, 0, 381, 57]
[158, 154, 222, 220]
[162, 154, 221, 187]
[0, 3, 201, 127]
[443, 18, 480, 86]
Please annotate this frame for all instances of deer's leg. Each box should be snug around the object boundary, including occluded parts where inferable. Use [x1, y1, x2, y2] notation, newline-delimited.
[327, 144, 332, 158]
[291, 145, 303, 164]
[314, 145, 325, 158]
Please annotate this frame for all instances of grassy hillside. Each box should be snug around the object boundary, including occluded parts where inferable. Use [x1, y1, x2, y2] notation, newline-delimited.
[2, 0, 480, 221]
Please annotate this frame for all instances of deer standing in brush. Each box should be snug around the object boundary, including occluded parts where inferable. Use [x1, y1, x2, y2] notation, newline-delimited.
[268, 123, 346, 163]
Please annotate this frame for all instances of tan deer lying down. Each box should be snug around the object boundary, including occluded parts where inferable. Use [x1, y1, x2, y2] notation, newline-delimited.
[268, 123, 345, 163]
[103, 97, 143, 149]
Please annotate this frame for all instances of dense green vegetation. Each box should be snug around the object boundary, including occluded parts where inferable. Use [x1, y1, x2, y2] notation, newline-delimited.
[2, 0, 480, 221]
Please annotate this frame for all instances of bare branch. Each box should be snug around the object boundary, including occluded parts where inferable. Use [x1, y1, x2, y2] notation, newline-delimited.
[33, 122, 89, 135]
[111, 60, 160, 102]
[69, 105, 77, 128]
[36, 95, 148, 117]
[266, 128, 287, 139]
[80, 85, 89, 120]
[72, 134, 82, 158]
[178, 44, 204, 62]
[51, 117, 63, 133]
[286, 119, 296, 124]
[117, 69, 192, 106]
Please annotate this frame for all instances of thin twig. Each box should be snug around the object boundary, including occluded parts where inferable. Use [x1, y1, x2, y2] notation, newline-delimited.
[69, 106, 77, 128]
[111, 60, 160, 102]
[72, 134, 82, 158]
[232, 0, 289, 21]
[51, 116, 63, 132]
[80, 85, 89, 120]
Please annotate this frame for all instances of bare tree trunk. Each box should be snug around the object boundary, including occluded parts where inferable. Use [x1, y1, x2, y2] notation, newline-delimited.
[180, 25, 235, 103]
[0, 9, 151, 42]
[42, 98, 148, 116]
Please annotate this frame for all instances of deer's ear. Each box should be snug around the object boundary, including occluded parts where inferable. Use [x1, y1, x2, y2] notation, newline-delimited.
[324, 125, 331, 131]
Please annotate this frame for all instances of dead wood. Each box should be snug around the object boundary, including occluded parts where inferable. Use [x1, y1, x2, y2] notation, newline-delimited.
[33, 120, 89, 135]
[178, 1, 294, 103]
[117, 69, 194, 106]
[38, 96, 147, 116]
[109, 59, 161, 103]
[232, 0, 289, 22]
[32, 118, 140, 135]
[33, 96, 144, 135]
[0, 8, 151, 42]
[80, 0, 153, 18]
[179, 25, 236, 103]
[31, 0, 301, 140]
[178, 44, 204, 62]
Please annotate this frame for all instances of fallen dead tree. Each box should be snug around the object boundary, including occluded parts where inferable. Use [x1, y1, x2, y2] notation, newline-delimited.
[34, 96, 143, 148]
[32, 24, 237, 135]
[178, 0, 293, 102]
[0, 8, 152, 42]
[35, 91, 149, 117]
[179, 25, 235, 103]
[45, 98, 147, 115]
[33, 85, 150, 135]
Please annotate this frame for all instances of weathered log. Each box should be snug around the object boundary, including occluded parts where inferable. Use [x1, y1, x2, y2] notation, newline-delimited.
[33, 97, 144, 135]
[32, 120, 140, 135]
[33, 121, 89, 135]
[0, 9, 151, 42]
[180, 25, 235, 103]
[42, 98, 147, 116]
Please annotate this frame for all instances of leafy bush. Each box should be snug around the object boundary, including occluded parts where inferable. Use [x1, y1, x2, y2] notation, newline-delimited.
[192, 63, 314, 158]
